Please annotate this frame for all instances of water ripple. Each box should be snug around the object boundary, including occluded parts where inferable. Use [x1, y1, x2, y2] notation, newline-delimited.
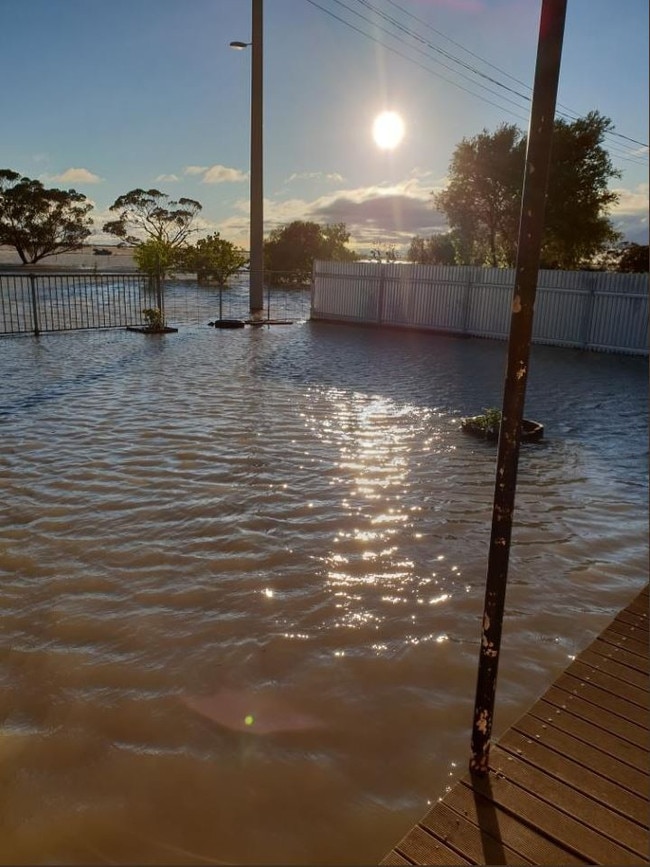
[0, 322, 647, 865]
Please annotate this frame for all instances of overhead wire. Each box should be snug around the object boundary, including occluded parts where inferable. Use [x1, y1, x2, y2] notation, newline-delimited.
[380, 0, 649, 153]
[305, 0, 648, 165]
[304, 0, 531, 123]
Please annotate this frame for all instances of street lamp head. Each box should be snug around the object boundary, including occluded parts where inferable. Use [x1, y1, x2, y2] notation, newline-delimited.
[229, 41, 251, 49]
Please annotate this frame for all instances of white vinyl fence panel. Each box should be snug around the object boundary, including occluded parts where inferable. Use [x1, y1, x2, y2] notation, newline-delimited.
[311, 261, 648, 355]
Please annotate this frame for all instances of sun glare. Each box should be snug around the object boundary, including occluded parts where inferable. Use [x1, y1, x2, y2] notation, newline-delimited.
[372, 111, 405, 150]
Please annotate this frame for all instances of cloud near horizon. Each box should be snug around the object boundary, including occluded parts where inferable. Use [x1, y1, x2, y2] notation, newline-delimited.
[286, 171, 345, 184]
[48, 167, 102, 184]
[210, 181, 447, 251]
[305, 178, 447, 248]
[159, 176, 648, 252]
[183, 164, 248, 184]
[610, 183, 649, 244]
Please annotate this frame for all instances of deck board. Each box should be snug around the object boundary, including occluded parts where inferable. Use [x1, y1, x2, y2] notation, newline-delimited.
[528, 698, 648, 769]
[589, 637, 649, 674]
[578, 647, 649, 691]
[490, 745, 649, 859]
[541, 684, 649, 750]
[381, 584, 650, 865]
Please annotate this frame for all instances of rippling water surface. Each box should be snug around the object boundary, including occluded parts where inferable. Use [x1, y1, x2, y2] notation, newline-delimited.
[1, 314, 647, 865]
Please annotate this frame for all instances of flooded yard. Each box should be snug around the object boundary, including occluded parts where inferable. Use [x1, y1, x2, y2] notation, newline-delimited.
[0, 315, 647, 864]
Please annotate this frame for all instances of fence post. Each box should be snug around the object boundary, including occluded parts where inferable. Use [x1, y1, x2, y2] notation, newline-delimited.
[581, 274, 597, 349]
[29, 274, 40, 336]
[462, 267, 474, 335]
[377, 263, 385, 324]
[155, 272, 164, 321]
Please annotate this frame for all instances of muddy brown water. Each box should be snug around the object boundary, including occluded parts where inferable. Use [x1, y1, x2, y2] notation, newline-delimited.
[1, 313, 647, 864]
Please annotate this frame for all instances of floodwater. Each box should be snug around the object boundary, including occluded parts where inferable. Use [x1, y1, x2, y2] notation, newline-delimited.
[0, 302, 647, 865]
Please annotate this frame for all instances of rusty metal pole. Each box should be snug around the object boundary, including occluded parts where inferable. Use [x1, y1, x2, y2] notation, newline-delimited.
[469, 0, 567, 776]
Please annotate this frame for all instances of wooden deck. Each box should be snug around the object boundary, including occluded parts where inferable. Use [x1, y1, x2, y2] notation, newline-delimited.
[381, 584, 649, 866]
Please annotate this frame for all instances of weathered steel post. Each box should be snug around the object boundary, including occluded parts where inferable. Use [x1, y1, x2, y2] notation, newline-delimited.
[469, 0, 567, 776]
[249, 0, 264, 314]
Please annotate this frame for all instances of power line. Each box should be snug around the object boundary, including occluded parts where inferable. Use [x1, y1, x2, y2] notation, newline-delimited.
[354, 0, 532, 102]
[307, 0, 648, 158]
[304, 0, 531, 123]
[380, 0, 648, 151]
[383, 0, 533, 90]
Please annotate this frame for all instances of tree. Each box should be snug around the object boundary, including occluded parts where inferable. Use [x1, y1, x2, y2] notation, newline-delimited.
[407, 233, 457, 265]
[604, 241, 649, 273]
[133, 239, 182, 280]
[264, 220, 357, 285]
[370, 245, 398, 263]
[104, 188, 202, 282]
[180, 233, 248, 284]
[103, 188, 202, 248]
[434, 112, 621, 270]
[0, 169, 93, 264]
[541, 112, 621, 268]
[435, 124, 524, 267]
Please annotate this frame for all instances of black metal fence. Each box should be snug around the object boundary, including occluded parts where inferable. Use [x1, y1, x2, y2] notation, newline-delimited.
[0, 272, 312, 336]
[0, 273, 151, 335]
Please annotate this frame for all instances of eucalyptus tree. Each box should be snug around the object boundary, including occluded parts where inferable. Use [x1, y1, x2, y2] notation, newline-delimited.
[103, 188, 202, 247]
[0, 169, 93, 263]
[104, 188, 202, 281]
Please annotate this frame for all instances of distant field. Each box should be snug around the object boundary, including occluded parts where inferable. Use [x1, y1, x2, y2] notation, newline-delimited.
[0, 245, 137, 271]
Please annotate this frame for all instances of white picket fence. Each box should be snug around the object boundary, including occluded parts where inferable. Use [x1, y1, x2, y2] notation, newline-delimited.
[311, 261, 649, 355]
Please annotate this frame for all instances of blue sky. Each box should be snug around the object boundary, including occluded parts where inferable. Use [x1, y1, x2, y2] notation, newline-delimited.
[0, 0, 647, 253]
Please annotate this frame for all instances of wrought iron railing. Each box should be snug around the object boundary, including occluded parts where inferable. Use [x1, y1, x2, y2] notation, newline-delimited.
[0, 271, 312, 336]
[0, 273, 151, 335]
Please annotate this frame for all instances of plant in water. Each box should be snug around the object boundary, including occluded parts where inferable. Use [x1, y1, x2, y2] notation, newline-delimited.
[462, 406, 502, 438]
[475, 407, 502, 434]
[142, 307, 165, 331]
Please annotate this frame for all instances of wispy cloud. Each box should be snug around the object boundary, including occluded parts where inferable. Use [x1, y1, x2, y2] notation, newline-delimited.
[155, 173, 179, 183]
[203, 165, 248, 184]
[611, 182, 649, 214]
[48, 167, 102, 184]
[286, 171, 345, 184]
[182, 164, 248, 183]
[304, 178, 446, 247]
[210, 177, 448, 251]
[610, 183, 649, 243]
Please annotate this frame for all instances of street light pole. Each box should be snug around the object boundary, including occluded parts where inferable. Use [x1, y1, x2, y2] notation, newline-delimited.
[249, 0, 264, 314]
[230, 0, 264, 315]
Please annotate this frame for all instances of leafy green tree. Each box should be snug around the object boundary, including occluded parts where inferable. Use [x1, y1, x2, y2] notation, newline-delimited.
[103, 188, 202, 248]
[133, 239, 182, 280]
[435, 124, 524, 267]
[407, 233, 457, 265]
[181, 233, 248, 284]
[541, 112, 621, 268]
[0, 169, 93, 263]
[434, 112, 621, 269]
[264, 220, 357, 284]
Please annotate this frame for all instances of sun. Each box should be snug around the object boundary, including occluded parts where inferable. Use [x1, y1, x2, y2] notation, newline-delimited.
[372, 111, 405, 150]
